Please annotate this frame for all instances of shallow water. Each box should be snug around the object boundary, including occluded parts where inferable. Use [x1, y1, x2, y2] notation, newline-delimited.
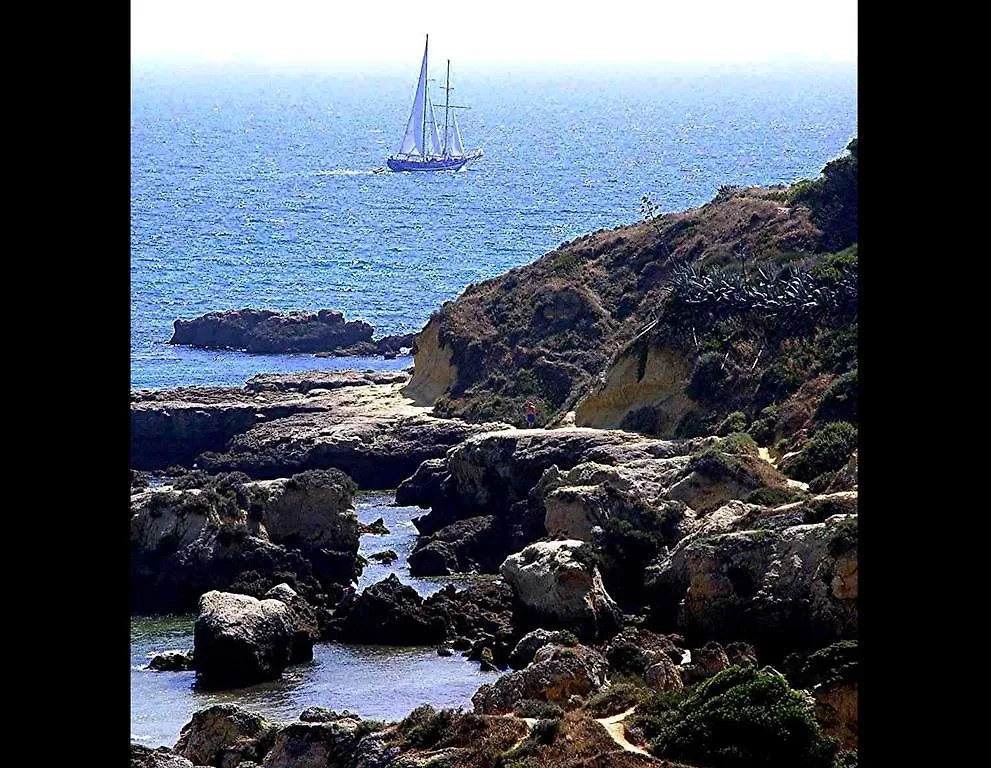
[130, 492, 493, 747]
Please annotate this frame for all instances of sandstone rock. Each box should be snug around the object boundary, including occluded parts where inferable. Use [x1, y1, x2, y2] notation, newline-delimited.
[500, 540, 621, 642]
[646, 513, 858, 654]
[472, 644, 608, 714]
[146, 650, 194, 672]
[193, 591, 295, 689]
[261, 719, 362, 768]
[174, 704, 276, 766]
[603, 627, 681, 677]
[408, 515, 504, 576]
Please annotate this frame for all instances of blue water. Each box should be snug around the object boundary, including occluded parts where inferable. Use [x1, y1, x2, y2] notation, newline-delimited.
[131, 63, 857, 390]
[131, 493, 495, 747]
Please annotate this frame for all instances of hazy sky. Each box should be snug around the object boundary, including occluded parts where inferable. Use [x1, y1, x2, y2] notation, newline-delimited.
[131, 0, 857, 68]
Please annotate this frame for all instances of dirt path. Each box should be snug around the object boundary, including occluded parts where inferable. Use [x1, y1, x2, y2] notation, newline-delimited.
[758, 446, 809, 491]
[595, 706, 652, 757]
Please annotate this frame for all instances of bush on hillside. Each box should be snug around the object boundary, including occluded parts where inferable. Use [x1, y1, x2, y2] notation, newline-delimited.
[782, 421, 858, 482]
[644, 666, 839, 768]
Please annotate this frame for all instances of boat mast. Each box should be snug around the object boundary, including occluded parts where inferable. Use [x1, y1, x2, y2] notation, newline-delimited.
[422, 35, 429, 157]
[443, 60, 451, 156]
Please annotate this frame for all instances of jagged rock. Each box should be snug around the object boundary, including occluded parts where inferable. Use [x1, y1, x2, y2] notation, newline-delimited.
[507, 629, 578, 670]
[408, 515, 504, 576]
[437, 647, 454, 657]
[500, 540, 622, 642]
[681, 641, 729, 684]
[726, 641, 759, 668]
[130, 469, 359, 614]
[360, 518, 390, 535]
[336, 574, 446, 645]
[130, 744, 196, 768]
[174, 704, 276, 766]
[264, 583, 319, 663]
[146, 650, 194, 672]
[193, 591, 295, 689]
[368, 549, 398, 564]
[472, 644, 608, 714]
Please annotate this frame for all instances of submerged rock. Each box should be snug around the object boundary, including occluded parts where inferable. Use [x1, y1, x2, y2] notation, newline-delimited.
[146, 650, 194, 672]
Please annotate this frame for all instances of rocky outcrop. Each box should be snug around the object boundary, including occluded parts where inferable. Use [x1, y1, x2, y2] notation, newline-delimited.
[500, 540, 622, 642]
[130, 469, 360, 614]
[169, 308, 374, 354]
[603, 627, 684, 677]
[262, 717, 365, 768]
[407, 515, 503, 576]
[193, 591, 299, 689]
[507, 628, 579, 670]
[471, 644, 609, 714]
[334, 574, 447, 645]
[646, 501, 858, 655]
[174, 704, 277, 766]
[129, 744, 196, 768]
[404, 186, 823, 425]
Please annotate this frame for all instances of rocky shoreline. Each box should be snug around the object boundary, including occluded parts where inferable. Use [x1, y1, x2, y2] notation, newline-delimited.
[133, 146, 858, 767]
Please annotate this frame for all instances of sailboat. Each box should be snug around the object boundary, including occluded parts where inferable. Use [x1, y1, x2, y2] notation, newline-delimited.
[387, 35, 483, 172]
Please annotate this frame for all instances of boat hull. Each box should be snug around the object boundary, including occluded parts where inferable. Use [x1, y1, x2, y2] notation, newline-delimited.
[386, 151, 482, 172]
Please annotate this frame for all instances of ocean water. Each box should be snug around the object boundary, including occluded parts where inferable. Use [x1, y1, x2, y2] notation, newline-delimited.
[131, 63, 857, 390]
[131, 493, 494, 747]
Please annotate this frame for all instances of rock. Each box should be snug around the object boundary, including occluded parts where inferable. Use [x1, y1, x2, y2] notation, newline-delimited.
[367, 549, 398, 564]
[336, 574, 446, 645]
[646, 513, 858, 655]
[437, 647, 454, 657]
[507, 629, 578, 670]
[603, 627, 681, 677]
[169, 308, 374, 354]
[472, 644, 609, 714]
[262, 719, 362, 768]
[130, 744, 196, 768]
[408, 515, 504, 576]
[146, 650, 194, 672]
[263, 583, 319, 663]
[725, 641, 758, 668]
[681, 641, 729, 684]
[130, 469, 360, 614]
[193, 591, 295, 689]
[359, 518, 390, 535]
[643, 654, 684, 692]
[500, 540, 622, 642]
[814, 680, 858, 749]
[174, 704, 276, 766]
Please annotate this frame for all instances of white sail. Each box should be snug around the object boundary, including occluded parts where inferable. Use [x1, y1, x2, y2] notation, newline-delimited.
[449, 111, 465, 157]
[397, 39, 429, 155]
[427, 96, 443, 156]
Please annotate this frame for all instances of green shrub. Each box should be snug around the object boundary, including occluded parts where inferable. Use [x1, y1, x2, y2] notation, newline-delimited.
[716, 411, 747, 436]
[747, 404, 780, 445]
[815, 369, 858, 425]
[784, 422, 858, 482]
[747, 487, 804, 507]
[585, 681, 651, 717]
[647, 666, 838, 768]
[687, 352, 730, 402]
[720, 432, 759, 456]
[789, 138, 857, 251]
[399, 705, 457, 748]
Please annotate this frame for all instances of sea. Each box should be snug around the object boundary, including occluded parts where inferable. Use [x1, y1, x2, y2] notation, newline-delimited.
[129, 61, 857, 746]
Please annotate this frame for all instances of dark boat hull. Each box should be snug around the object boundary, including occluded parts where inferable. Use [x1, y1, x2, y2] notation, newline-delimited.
[386, 151, 482, 172]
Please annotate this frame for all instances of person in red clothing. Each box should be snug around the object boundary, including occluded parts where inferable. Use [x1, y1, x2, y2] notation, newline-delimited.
[524, 401, 537, 428]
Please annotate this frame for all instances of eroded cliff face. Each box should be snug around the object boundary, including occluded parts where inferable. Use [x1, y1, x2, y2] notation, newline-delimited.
[403, 186, 823, 426]
[576, 340, 697, 436]
[403, 317, 457, 406]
